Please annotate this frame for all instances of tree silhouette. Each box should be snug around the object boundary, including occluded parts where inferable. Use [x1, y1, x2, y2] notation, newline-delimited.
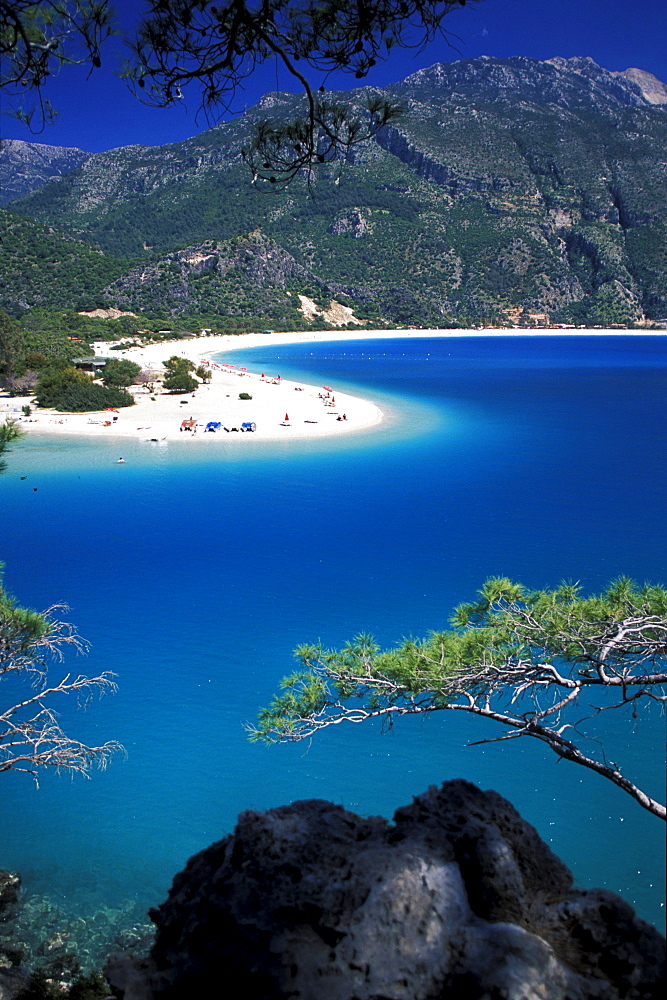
[2, 1, 481, 179]
[0, 0, 113, 129]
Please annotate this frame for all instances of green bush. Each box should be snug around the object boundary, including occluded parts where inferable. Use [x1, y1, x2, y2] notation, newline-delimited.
[162, 356, 198, 393]
[101, 358, 141, 387]
[35, 366, 134, 411]
[239, 392, 252, 400]
[41, 383, 134, 412]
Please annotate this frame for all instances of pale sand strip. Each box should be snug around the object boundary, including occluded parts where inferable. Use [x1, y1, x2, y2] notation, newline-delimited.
[2, 327, 661, 445]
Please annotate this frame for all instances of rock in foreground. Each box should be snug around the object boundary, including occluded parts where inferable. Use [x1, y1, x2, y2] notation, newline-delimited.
[106, 780, 665, 999]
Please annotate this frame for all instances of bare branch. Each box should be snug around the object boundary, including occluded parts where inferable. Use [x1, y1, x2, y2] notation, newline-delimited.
[1, 574, 123, 782]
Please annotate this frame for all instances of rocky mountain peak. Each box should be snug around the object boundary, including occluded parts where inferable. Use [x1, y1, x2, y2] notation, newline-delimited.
[4, 54, 666, 328]
[396, 55, 657, 111]
[0, 138, 90, 205]
[614, 66, 667, 104]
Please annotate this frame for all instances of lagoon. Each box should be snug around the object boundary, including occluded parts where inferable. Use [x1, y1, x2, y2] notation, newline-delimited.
[0, 334, 665, 964]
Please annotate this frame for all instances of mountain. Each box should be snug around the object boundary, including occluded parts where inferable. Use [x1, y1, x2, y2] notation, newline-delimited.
[0, 139, 91, 206]
[0, 208, 125, 314]
[612, 67, 667, 105]
[5, 56, 667, 327]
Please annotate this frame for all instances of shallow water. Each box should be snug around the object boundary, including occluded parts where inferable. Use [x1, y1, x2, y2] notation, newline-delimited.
[0, 335, 665, 965]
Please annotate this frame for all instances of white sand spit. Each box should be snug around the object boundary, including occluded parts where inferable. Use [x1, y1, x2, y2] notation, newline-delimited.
[2, 327, 661, 446]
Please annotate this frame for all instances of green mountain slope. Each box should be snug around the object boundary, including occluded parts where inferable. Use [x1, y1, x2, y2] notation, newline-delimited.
[0, 208, 126, 315]
[7, 56, 667, 326]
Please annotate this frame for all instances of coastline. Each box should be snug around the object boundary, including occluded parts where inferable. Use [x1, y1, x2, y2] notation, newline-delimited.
[2, 326, 663, 445]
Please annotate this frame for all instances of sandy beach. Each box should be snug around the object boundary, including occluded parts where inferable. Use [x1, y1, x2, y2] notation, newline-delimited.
[1, 328, 389, 444]
[1, 326, 662, 444]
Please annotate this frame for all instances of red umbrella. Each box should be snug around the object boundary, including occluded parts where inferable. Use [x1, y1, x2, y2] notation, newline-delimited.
[239, 367, 248, 370]
[106, 408, 120, 412]
[285, 413, 289, 421]
[323, 386, 333, 392]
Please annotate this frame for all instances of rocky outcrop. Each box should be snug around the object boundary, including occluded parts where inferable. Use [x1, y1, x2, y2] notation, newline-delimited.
[0, 871, 24, 993]
[375, 123, 505, 196]
[297, 295, 362, 326]
[104, 231, 323, 318]
[106, 781, 665, 1000]
[0, 966, 32, 1000]
[78, 307, 139, 320]
[397, 55, 653, 111]
[327, 208, 373, 238]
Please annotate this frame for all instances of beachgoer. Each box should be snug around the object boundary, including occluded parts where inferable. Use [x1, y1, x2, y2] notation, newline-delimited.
[117, 458, 125, 463]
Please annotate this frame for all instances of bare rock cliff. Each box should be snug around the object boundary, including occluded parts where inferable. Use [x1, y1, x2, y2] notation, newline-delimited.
[106, 780, 665, 1000]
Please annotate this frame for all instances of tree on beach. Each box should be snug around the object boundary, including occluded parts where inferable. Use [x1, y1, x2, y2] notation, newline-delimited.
[138, 367, 162, 392]
[250, 577, 667, 820]
[2, 1, 483, 179]
[34, 363, 134, 410]
[0, 420, 24, 474]
[162, 354, 198, 392]
[100, 357, 141, 387]
[0, 565, 123, 781]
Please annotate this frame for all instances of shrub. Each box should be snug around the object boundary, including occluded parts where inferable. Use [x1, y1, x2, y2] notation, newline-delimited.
[239, 392, 252, 400]
[101, 358, 141, 387]
[35, 366, 134, 411]
[45, 383, 134, 412]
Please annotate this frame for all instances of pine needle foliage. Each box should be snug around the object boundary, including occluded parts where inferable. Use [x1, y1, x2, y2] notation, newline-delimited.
[250, 578, 667, 819]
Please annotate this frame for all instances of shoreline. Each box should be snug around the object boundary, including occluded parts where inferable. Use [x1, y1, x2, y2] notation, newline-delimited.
[2, 327, 664, 445]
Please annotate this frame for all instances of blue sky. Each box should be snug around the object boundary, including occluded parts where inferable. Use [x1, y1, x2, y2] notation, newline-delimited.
[2, 0, 666, 152]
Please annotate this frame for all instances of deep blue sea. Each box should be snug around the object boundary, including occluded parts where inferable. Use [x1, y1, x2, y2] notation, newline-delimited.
[1, 335, 665, 962]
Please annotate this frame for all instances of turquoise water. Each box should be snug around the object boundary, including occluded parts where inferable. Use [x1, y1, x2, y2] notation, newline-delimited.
[0, 335, 665, 962]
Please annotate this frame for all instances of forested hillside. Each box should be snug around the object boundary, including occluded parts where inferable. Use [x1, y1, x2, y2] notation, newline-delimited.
[5, 55, 667, 328]
[0, 209, 126, 314]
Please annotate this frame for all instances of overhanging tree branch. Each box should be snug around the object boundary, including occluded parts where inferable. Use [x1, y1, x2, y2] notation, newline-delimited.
[249, 578, 667, 820]
[1, 569, 124, 783]
[0, 0, 114, 130]
[0, 420, 24, 474]
[124, 0, 481, 182]
[2, 2, 482, 178]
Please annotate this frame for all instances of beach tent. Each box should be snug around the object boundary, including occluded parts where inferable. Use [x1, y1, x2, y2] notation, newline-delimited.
[205, 421, 222, 432]
[241, 422, 256, 432]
